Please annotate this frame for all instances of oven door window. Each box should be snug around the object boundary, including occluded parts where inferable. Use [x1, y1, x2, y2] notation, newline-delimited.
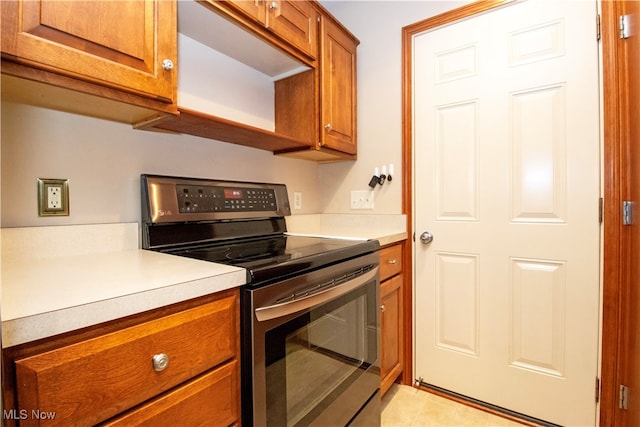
[264, 282, 378, 427]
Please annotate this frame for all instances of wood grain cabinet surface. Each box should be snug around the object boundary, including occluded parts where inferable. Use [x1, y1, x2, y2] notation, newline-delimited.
[5, 290, 240, 426]
[1, 0, 177, 113]
[225, 0, 318, 60]
[0, 0, 358, 161]
[319, 14, 358, 156]
[378, 243, 404, 397]
[274, 11, 359, 162]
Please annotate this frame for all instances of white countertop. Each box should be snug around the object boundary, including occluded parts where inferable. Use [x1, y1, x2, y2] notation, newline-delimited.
[286, 214, 407, 247]
[1, 224, 245, 347]
[1, 215, 407, 348]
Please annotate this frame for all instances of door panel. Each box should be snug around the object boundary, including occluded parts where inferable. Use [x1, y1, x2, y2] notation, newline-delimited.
[413, 1, 600, 425]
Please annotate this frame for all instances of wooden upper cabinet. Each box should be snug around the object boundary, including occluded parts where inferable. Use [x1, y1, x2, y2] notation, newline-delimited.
[273, 8, 359, 162]
[0, 0, 176, 103]
[320, 15, 358, 155]
[267, 1, 318, 60]
[225, 0, 267, 25]
[223, 0, 318, 60]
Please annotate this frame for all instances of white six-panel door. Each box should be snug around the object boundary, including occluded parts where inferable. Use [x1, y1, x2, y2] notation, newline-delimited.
[413, 1, 601, 425]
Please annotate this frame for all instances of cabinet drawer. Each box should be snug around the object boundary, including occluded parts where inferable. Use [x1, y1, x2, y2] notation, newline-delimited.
[379, 244, 403, 282]
[101, 360, 240, 427]
[15, 293, 238, 426]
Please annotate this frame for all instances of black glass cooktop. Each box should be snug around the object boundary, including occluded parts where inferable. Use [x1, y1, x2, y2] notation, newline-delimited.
[164, 235, 379, 286]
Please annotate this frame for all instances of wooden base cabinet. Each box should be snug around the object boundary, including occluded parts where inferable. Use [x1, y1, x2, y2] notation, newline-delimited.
[379, 243, 404, 397]
[102, 361, 239, 427]
[3, 289, 240, 427]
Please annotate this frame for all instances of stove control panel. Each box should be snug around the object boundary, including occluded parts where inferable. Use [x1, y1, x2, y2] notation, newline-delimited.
[177, 185, 276, 213]
[141, 175, 291, 224]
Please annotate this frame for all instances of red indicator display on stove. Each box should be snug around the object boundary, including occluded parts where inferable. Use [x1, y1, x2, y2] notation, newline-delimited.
[224, 189, 243, 199]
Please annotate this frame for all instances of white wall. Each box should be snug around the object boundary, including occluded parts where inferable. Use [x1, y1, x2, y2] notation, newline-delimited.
[0, 1, 471, 228]
[319, 1, 471, 214]
[0, 102, 320, 227]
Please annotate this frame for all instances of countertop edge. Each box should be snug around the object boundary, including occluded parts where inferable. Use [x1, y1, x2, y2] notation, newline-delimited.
[2, 268, 246, 348]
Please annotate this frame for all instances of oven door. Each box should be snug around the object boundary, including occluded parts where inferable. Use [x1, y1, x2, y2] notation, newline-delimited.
[242, 253, 380, 427]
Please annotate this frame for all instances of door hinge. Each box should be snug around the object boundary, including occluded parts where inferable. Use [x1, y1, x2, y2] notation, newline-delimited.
[620, 384, 629, 410]
[596, 14, 601, 41]
[595, 377, 601, 403]
[620, 15, 631, 39]
[623, 201, 633, 225]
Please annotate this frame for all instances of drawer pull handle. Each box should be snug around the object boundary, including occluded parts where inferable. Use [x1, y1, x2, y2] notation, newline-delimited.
[388, 259, 397, 265]
[152, 353, 169, 372]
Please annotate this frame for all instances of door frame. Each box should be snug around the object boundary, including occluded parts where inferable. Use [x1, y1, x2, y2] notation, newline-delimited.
[400, 0, 630, 424]
[599, 1, 640, 426]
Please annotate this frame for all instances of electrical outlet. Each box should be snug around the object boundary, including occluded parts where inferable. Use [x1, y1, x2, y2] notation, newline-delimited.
[48, 186, 62, 209]
[38, 178, 69, 216]
[350, 190, 374, 209]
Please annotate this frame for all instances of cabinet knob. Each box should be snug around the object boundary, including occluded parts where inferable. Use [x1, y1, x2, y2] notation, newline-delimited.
[269, 1, 278, 9]
[324, 123, 332, 131]
[380, 304, 386, 312]
[388, 259, 397, 265]
[161, 59, 175, 71]
[152, 353, 170, 371]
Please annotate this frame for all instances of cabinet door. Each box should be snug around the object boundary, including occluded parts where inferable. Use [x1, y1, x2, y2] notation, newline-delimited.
[0, 0, 176, 103]
[320, 16, 358, 155]
[225, 0, 267, 25]
[380, 274, 403, 396]
[267, 1, 318, 59]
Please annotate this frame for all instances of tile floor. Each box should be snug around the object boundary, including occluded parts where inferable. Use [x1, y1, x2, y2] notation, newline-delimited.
[381, 384, 528, 427]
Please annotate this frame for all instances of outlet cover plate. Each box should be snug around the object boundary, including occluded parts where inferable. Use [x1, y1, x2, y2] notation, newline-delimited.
[351, 190, 374, 209]
[293, 192, 302, 210]
[38, 178, 69, 216]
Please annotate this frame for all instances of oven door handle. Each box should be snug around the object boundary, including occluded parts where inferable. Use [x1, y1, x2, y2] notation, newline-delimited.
[254, 266, 379, 322]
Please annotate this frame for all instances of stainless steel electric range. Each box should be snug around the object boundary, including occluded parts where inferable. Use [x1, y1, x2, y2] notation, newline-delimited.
[141, 174, 381, 427]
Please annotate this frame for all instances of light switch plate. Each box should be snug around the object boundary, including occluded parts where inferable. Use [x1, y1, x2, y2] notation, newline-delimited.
[38, 178, 69, 216]
[351, 190, 374, 209]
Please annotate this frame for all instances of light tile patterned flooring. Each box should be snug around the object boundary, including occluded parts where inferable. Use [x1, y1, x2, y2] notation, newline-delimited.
[381, 384, 528, 427]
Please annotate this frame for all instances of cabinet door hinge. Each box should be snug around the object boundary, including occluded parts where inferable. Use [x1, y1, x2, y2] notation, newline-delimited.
[596, 14, 601, 41]
[620, 15, 631, 39]
[623, 201, 633, 225]
[620, 384, 629, 410]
